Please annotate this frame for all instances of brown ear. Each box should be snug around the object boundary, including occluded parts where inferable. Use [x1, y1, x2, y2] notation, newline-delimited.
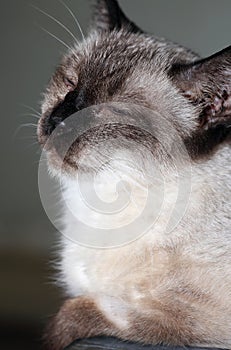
[170, 46, 231, 129]
[92, 0, 143, 33]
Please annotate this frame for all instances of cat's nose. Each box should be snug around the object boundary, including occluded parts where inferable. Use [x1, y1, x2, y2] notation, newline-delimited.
[38, 89, 89, 146]
[40, 91, 83, 136]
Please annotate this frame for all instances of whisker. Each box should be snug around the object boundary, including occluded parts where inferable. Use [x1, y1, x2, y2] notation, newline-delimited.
[13, 135, 38, 143]
[21, 123, 38, 128]
[34, 156, 47, 165]
[19, 113, 40, 119]
[21, 141, 40, 151]
[13, 123, 39, 139]
[31, 5, 79, 44]
[20, 103, 41, 116]
[57, 0, 85, 41]
[17, 135, 38, 141]
[36, 23, 72, 50]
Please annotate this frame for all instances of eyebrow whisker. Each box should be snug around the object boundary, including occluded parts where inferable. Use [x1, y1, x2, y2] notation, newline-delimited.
[31, 5, 79, 44]
[36, 24, 73, 51]
[57, 0, 85, 41]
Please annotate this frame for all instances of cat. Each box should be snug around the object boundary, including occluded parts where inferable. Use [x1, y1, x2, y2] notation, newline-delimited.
[37, 1, 231, 349]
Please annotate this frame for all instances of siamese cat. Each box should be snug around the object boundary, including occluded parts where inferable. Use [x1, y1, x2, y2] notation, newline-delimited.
[37, 1, 231, 349]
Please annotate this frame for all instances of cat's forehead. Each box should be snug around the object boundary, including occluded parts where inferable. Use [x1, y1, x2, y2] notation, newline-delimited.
[60, 30, 196, 83]
[52, 31, 163, 105]
[64, 31, 156, 73]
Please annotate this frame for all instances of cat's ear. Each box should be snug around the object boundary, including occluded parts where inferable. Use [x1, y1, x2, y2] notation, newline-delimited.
[92, 0, 143, 33]
[170, 46, 231, 128]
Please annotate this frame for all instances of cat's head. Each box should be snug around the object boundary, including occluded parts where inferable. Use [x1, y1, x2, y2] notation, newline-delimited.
[37, 0, 231, 177]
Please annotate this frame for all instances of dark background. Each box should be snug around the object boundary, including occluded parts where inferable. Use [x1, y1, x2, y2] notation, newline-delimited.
[1, 1, 231, 349]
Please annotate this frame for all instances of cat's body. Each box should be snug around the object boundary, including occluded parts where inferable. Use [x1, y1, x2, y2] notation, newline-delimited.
[37, 1, 231, 349]
[59, 143, 231, 348]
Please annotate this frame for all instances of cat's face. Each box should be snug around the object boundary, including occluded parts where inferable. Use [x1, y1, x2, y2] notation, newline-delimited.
[37, 0, 231, 177]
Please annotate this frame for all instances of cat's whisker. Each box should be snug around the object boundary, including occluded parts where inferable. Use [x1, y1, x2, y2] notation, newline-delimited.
[13, 123, 39, 139]
[20, 103, 41, 116]
[57, 0, 85, 41]
[20, 136, 38, 142]
[21, 123, 38, 128]
[23, 141, 41, 151]
[37, 24, 72, 51]
[19, 113, 40, 119]
[32, 5, 79, 44]
[35, 158, 48, 166]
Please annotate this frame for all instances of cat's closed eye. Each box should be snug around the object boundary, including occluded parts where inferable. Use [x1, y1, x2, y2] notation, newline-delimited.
[63, 76, 77, 91]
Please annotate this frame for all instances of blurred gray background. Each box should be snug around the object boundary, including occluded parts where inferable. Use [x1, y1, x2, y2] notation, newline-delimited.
[1, 0, 231, 349]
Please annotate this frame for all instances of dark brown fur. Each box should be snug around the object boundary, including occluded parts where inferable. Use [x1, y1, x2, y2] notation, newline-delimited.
[44, 297, 116, 350]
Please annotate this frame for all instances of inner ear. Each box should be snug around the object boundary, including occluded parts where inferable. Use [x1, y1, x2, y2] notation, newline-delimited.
[92, 0, 143, 33]
[170, 46, 231, 129]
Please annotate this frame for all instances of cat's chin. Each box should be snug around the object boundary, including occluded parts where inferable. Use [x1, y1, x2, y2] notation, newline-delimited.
[45, 148, 106, 181]
[44, 148, 79, 180]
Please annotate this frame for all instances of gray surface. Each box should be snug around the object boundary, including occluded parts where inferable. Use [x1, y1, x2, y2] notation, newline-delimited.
[66, 337, 225, 350]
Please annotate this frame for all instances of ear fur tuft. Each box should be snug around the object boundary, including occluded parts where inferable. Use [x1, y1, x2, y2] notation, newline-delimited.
[92, 0, 143, 33]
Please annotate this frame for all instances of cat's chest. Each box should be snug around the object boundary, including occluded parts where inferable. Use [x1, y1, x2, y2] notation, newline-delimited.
[58, 158, 225, 297]
[61, 246, 91, 294]
[60, 237, 157, 298]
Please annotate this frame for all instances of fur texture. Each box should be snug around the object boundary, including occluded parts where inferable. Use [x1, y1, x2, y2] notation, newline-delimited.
[37, 1, 231, 349]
